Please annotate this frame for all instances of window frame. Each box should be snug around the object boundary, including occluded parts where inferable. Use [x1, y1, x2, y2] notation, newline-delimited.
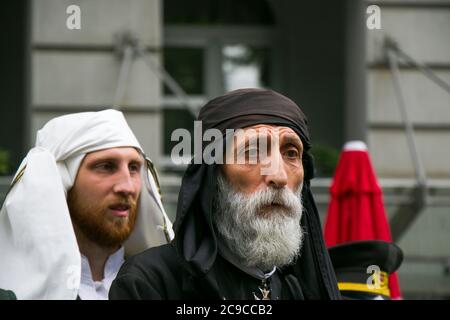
[161, 25, 275, 168]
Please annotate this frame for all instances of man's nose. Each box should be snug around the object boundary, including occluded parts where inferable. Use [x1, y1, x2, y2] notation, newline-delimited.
[263, 152, 288, 189]
[113, 169, 137, 196]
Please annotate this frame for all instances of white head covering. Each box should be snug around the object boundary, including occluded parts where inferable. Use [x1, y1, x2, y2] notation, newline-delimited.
[0, 109, 174, 299]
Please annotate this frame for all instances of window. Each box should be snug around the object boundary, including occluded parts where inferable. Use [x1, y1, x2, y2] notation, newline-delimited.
[162, 0, 276, 169]
[223, 45, 271, 92]
[164, 0, 274, 26]
[163, 48, 204, 95]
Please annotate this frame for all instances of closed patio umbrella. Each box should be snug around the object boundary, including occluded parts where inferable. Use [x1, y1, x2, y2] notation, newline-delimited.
[324, 141, 402, 299]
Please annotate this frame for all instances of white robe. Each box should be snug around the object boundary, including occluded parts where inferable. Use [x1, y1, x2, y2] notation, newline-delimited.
[0, 109, 174, 299]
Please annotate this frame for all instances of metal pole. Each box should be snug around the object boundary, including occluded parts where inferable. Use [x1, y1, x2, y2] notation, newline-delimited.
[113, 45, 134, 109]
[396, 48, 450, 95]
[344, 0, 367, 142]
[136, 46, 198, 117]
[387, 49, 427, 189]
[112, 31, 197, 117]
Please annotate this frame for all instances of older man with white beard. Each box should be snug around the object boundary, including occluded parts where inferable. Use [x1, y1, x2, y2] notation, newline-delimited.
[213, 125, 305, 276]
[110, 88, 341, 300]
[214, 163, 304, 274]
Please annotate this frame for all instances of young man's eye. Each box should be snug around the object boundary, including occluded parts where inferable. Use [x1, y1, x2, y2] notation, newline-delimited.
[96, 163, 114, 171]
[129, 164, 141, 173]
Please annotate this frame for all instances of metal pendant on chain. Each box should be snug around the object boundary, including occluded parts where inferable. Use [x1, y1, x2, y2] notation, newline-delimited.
[253, 278, 271, 300]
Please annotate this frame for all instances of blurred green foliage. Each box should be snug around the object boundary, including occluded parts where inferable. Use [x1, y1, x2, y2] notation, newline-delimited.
[310, 144, 340, 177]
[0, 149, 11, 175]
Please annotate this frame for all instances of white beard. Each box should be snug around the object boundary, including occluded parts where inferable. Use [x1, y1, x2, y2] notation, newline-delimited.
[213, 173, 304, 271]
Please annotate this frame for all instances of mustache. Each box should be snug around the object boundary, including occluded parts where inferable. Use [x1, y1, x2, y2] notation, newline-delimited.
[215, 173, 303, 220]
[214, 173, 304, 270]
[249, 187, 302, 214]
[106, 195, 138, 208]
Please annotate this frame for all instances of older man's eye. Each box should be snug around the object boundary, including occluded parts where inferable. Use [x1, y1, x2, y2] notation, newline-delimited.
[285, 149, 299, 158]
[244, 147, 260, 163]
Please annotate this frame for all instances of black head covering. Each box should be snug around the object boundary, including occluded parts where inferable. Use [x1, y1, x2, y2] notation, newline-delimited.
[173, 88, 341, 299]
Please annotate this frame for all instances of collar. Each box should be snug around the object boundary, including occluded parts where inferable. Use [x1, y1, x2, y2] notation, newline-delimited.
[80, 246, 125, 282]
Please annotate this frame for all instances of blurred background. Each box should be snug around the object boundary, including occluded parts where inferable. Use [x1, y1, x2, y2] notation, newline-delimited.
[1, 0, 449, 298]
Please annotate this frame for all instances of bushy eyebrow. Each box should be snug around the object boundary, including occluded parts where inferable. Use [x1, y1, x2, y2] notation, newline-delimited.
[281, 135, 303, 151]
[234, 133, 303, 149]
[234, 133, 269, 151]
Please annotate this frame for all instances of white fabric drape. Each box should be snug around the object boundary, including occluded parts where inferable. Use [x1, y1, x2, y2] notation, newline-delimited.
[0, 109, 174, 299]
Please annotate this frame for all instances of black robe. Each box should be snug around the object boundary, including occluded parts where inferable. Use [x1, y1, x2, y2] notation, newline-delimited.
[110, 89, 341, 300]
[110, 243, 309, 300]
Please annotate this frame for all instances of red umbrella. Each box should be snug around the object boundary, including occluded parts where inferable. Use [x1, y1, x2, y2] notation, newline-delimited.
[324, 141, 402, 299]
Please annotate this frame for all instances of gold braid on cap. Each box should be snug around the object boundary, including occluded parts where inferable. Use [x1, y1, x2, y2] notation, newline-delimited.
[5, 165, 27, 198]
[145, 157, 171, 243]
[146, 157, 161, 197]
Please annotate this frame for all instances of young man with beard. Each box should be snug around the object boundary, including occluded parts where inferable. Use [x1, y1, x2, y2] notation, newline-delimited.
[110, 88, 341, 300]
[0, 109, 174, 299]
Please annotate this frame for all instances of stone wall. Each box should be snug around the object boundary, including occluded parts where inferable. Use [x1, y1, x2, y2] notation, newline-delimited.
[31, 0, 163, 163]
